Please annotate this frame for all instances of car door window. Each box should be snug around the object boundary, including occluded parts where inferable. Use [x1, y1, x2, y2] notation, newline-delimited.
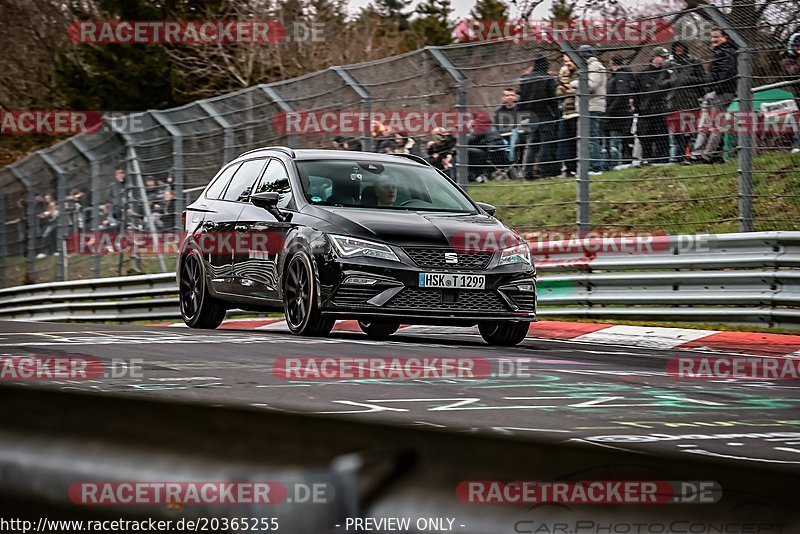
[223, 158, 266, 202]
[204, 162, 242, 199]
[253, 159, 293, 209]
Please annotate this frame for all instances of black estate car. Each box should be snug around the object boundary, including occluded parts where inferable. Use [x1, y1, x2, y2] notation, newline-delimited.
[177, 147, 536, 346]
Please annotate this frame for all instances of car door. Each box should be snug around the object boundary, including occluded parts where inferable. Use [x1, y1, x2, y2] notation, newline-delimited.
[231, 158, 295, 301]
[189, 161, 242, 295]
[207, 157, 268, 294]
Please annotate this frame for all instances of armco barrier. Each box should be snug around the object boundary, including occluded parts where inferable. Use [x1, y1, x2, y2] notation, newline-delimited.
[0, 232, 798, 327]
[1, 385, 798, 532]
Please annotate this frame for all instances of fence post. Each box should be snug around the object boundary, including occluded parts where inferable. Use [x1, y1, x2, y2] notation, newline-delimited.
[70, 137, 103, 277]
[149, 111, 185, 221]
[561, 43, 590, 232]
[261, 85, 297, 149]
[198, 100, 236, 164]
[39, 151, 68, 281]
[107, 120, 167, 273]
[428, 47, 470, 188]
[10, 166, 36, 281]
[699, 5, 754, 232]
[331, 66, 373, 152]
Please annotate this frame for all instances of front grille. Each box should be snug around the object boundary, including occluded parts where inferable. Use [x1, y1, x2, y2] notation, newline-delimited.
[403, 248, 493, 270]
[387, 288, 508, 312]
[508, 292, 536, 311]
[332, 286, 383, 307]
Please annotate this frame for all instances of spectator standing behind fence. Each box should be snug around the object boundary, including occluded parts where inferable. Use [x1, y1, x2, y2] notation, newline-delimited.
[35, 194, 59, 258]
[637, 47, 672, 164]
[494, 88, 524, 165]
[691, 28, 738, 164]
[427, 127, 457, 178]
[664, 41, 707, 163]
[780, 33, 800, 153]
[518, 56, 560, 179]
[605, 56, 637, 169]
[161, 189, 176, 229]
[466, 115, 507, 182]
[557, 54, 579, 177]
[570, 45, 607, 175]
[108, 169, 126, 217]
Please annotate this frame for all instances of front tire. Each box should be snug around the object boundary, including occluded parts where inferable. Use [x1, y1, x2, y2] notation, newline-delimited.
[358, 320, 400, 339]
[479, 321, 529, 346]
[283, 251, 334, 336]
[179, 250, 226, 329]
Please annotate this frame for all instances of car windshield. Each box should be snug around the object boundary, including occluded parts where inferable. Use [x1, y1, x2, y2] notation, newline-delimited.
[295, 159, 477, 213]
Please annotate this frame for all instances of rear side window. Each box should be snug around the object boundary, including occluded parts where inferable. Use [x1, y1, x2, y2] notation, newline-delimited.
[223, 158, 266, 202]
[204, 162, 241, 199]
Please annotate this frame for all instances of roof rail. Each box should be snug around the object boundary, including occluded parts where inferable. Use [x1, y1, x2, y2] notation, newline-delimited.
[389, 153, 430, 166]
[238, 146, 296, 158]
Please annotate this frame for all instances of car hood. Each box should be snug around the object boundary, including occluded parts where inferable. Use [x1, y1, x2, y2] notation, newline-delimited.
[304, 206, 522, 250]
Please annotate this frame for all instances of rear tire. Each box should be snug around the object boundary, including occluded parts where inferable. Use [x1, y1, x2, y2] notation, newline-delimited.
[479, 321, 529, 346]
[358, 320, 400, 339]
[283, 251, 335, 336]
[179, 250, 226, 329]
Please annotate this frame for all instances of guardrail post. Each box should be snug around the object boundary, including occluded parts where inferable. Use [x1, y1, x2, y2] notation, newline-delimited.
[561, 43, 590, 232]
[260, 85, 297, 149]
[331, 66, 373, 153]
[699, 5, 754, 232]
[198, 100, 236, 164]
[427, 47, 470, 188]
[39, 152, 68, 281]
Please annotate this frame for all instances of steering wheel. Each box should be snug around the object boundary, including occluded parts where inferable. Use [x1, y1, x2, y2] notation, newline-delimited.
[400, 199, 432, 208]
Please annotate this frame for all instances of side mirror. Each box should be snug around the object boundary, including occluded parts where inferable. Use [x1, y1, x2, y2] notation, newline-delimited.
[250, 191, 286, 220]
[250, 191, 279, 209]
[476, 202, 497, 216]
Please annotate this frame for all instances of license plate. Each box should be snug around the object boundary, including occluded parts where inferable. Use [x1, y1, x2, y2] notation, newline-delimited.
[418, 273, 485, 290]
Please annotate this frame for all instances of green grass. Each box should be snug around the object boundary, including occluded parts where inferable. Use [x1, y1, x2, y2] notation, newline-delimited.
[468, 152, 800, 234]
[3, 254, 176, 287]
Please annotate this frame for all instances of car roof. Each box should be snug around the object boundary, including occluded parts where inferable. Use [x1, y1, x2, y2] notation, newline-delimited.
[235, 148, 428, 166]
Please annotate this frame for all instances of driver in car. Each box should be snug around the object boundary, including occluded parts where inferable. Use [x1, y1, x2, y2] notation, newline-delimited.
[375, 174, 398, 207]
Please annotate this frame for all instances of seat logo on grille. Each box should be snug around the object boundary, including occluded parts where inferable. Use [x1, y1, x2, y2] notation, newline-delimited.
[444, 252, 458, 264]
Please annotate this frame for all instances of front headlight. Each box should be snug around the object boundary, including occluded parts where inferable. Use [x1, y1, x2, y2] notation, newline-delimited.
[329, 235, 401, 263]
[499, 243, 531, 266]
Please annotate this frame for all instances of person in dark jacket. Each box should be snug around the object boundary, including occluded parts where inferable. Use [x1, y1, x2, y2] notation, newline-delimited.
[466, 115, 508, 182]
[664, 41, 707, 162]
[692, 28, 739, 163]
[518, 55, 560, 178]
[637, 47, 672, 164]
[605, 55, 637, 168]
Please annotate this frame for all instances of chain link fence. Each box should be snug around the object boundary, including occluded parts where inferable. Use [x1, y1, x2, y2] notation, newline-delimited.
[1, 2, 798, 288]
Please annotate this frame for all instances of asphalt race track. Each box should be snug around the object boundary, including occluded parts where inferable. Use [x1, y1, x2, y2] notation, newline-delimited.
[1, 319, 799, 469]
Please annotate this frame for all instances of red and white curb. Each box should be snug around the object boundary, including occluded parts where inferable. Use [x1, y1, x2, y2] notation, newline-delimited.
[150, 318, 800, 358]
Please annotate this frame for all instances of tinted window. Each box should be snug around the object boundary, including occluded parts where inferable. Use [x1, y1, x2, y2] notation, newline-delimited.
[223, 158, 266, 202]
[295, 160, 476, 213]
[204, 162, 241, 200]
[253, 159, 293, 209]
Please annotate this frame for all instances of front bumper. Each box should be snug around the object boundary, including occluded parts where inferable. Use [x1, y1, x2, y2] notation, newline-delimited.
[318, 254, 537, 323]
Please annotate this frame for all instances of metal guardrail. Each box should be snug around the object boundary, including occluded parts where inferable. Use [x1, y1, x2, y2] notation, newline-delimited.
[0, 232, 798, 327]
[1, 385, 798, 531]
